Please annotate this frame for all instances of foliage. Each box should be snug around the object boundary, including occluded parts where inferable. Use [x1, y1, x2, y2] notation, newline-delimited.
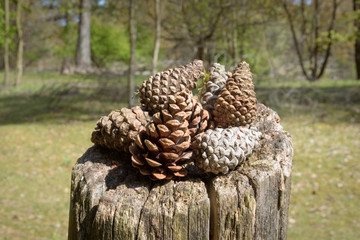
[0, 2, 17, 53]
[135, 23, 154, 63]
[0, 0, 357, 80]
[52, 23, 77, 59]
[91, 17, 130, 67]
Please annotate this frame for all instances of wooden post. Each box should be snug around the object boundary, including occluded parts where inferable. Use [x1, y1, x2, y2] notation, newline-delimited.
[68, 104, 293, 240]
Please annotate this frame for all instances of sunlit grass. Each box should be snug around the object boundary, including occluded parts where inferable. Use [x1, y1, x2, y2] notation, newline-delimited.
[283, 116, 360, 240]
[0, 121, 93, 239]
[0, 71, 359, 239]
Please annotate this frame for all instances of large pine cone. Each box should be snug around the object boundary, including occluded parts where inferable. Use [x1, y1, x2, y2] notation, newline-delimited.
[169, 92, 209, 138]
[129, 109, 193, 181]
[213, 61, 257, 127]
[91, 106, 151, 152]
[139, 60, 204, 114]
[200, 63, 228, 113]
[129, 92, 210, 180]
[192, 126, 261, 174]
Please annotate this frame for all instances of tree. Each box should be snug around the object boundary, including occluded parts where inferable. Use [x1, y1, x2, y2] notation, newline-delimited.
[152, 0, 161, 75]
[15, 0, 23, 86]
[128, 0, 136, 107]
[219, 0, 276, 67]
[279, 0, 339, 81]
[163, 0, 230, 64]
[76, 0, 91, 71]
[354, 0, 360, 79]
[181, 0, 229, 62]
[3, 0, 10, 87]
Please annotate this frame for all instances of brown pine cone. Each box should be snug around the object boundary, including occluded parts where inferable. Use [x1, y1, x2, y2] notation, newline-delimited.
[139, 60, 204, 114]
[91, 106, 151, 152]
[166, 92, 209, 138]
[129, 109, 193, 181]
[213, 61, 257, 127]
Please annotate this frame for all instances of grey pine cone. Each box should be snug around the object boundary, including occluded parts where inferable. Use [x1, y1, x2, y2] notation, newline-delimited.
[192, 126, 261, 174]
[200, 63, 228, 112]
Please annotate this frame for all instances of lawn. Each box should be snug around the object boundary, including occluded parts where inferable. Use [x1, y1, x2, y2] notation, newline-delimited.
[0, 72, 359, 239]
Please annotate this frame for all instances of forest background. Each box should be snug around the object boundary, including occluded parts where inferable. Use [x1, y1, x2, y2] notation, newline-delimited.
[0, 0, 359, 239]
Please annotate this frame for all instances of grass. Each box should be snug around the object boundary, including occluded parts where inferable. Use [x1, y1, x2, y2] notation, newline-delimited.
[0, 71, 360, 239]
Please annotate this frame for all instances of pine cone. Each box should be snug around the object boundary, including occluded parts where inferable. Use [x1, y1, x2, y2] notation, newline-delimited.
[139, 60, 204, 114]
[91, 106, 151, 152]
[192, 126, 261, 174]
[167, 91, 209, 138]
[213, 61, 257, 127]
[200, 63, 228, 112]
[129, 108, 193, 181]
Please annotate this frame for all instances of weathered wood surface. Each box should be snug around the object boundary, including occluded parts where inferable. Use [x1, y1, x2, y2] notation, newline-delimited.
[68, 104, 293, 240]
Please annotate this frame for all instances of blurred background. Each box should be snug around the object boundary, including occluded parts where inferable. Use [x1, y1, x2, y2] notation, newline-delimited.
[0, 0, 359, 239]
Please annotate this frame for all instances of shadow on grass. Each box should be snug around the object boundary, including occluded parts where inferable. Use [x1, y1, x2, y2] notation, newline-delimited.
[0, 80, 138, 125]
[1, 78, 359, 125]
[258, 85, 360, 124]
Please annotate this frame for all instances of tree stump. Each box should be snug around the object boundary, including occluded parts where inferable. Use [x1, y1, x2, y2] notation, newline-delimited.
[68, 104, 293, 240]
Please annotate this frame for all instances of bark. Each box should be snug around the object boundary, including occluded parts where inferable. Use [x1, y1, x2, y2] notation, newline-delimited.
[152, 0, 161, 75]
[76, 0, 91, 71]
[4, 0, 10, 87]
[68, 104, 293, 240]
[128, 0, 136, 107]
[15, 0, 23, 87]
[354, 0, 360, 79]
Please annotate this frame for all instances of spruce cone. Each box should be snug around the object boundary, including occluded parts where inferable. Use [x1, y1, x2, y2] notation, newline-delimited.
[200, 63, 228, 113]
[91, 106, 151, 152]
[192, 126, 261, 174]
[129, 108, 193, 181]
[139, 60, 204, 114]
[213, 61, 257, 127]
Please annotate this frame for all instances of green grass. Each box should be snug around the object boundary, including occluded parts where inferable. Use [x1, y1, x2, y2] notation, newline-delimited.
[283, 115, 360, 240]
[0, 71, 360, 239]
[0, 122, 93, 239]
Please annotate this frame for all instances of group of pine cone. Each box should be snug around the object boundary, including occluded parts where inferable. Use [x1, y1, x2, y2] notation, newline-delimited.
[91, 60, 261, 181]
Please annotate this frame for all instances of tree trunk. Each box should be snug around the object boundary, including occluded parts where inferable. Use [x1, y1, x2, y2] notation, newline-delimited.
[68, 104, 293, 240]
[152, 0, 161, 75]
[230, 0, 237, 65]
[15, 0, 23, 87]
[356, 41, 360, 80]
[128, 0, 136, 107]
[4, 0, 10, 87]
[354, 0, 360, 79]
[196, 38, 205, 61]
[76, 0, 91, 71]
